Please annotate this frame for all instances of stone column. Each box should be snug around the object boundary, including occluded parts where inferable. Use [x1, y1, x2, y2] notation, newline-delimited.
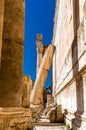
[47, 94, 52, 107]
[0, 1, 33, 129]
[22, 75, 31, 108]
[36, 34, 44, 104]
[36, 34, 44, 74]
[36, 34, 48, 104]
[30, 44, 55, 105]
[0, 0, 4, 65]
[0, 0, 24, 107]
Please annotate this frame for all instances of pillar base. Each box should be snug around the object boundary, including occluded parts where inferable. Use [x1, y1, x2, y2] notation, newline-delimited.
[0, 107, 33, 130]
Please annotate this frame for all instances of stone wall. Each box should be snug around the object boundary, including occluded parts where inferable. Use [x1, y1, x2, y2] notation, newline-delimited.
[52, 0, 86, 129]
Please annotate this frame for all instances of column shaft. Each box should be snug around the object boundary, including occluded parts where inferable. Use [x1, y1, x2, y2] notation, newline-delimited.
[0, 0, 24, 107]
[0, 0, 4, 65]
[30, 45, 55, 105]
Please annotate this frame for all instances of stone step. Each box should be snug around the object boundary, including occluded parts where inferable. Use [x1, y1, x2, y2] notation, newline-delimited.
[35, 122, 65, 126]
[34, 123, 66, 130]
[38, 118, 50, 123]
[40, 115, 46, 119]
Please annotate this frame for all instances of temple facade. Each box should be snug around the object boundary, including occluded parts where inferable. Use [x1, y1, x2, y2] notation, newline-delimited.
[52, 0, 86, 129]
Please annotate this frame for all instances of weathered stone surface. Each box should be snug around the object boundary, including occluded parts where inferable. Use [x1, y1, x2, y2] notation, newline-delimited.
[0, 108, 33, 130]
[34, 124, 65, 130]
[31, 104, 44, 122]
[52, 0, 86, 129]
[30, 44, 55, 105]
[0, 0, 24, 107]
[36, 34, 48, 74]
[0, 1, 34, 129]
[45, 105, 64, 123]
[0, 0, 4, 65]
[56, 105, 64, 123]
[50, 108, 56, 123]
[22, 75, 32, 108]
[36, 34, 48, 105]
[46, 94, 54, 107]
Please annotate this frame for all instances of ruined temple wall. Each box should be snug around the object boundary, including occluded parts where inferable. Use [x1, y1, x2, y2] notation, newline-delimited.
[52, 0, 86, 129]
[52, 0, 86, 89]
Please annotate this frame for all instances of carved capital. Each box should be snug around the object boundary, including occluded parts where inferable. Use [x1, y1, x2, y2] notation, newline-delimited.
[36, 34, 43, 46]
[36, 34, 43, 40]
[37, 46, 44, 53]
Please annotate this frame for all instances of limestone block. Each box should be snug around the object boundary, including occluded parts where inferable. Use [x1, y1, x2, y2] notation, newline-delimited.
[49, 105, 64, 123]
[50, 109, 56, 123]
[56, 105, 64, 123]
[0, 108, 33, 130]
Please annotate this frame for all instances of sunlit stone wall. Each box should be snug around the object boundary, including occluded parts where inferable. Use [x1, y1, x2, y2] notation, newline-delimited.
[52, 0, 86, 129]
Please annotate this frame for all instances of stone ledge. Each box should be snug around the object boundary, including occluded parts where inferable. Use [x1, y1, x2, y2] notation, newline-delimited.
[55, 65, 86, 95]
[34, 122, 65, 126]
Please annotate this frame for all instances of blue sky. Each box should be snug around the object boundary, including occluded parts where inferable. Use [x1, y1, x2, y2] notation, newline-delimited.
[23, 0, 56, 87]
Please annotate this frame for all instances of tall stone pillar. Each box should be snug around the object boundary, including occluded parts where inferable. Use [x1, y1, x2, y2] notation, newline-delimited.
[0, 0, 24, 107]
[36, 34, 44, 74]
[0, 1, 33, 129]
[30, 44, 55, 105]
[36, 34, 45, 105]
[22, 75, 32, 108]
[0, 0, 4, 65]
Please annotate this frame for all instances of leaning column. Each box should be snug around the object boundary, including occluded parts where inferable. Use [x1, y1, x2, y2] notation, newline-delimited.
[30, 44, 55, 105]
